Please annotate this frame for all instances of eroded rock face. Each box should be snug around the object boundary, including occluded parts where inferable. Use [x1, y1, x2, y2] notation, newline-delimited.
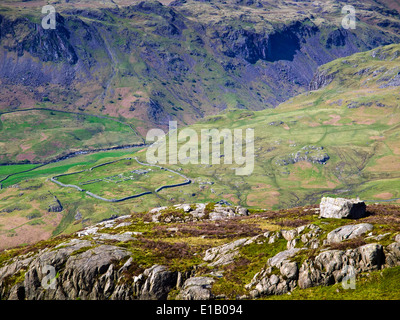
[246, 251, 301, 298]
[203, 238, 249, 267]
[319, 197, 367, 219]
[247, 241, 387, 296]
[0, 213, 188, 301]
[23, 243, 131, 300]
[0, 239, 186, 300]
[136, 265, 179, 300]
[177, 277, 215, 300]
[298, 243, 384, 289]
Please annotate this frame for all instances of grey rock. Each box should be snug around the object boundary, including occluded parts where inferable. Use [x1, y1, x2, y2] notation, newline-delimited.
[48, 196, 63, 213]
[0, 226, 185, 301]
[327, 223, 373, 243]
[280, 262, 298, 280]
[93, 232, 135, 242]
[74, 211, 82, 220]
[138, 265, 178, 300]
[359, 243, 383, 270]
[235, 206, 249, 216]
[298, 242, 385, 290]
[268, 248, 302, 267]
[309, 68, 337, 90]
[114, 222, 132, 229]
[319, 197, 366, 219]
[248, 266, 296, 297]
[150, 203, 250, 223]
[268, 231, 281, 244]
[384, 242, 400, 267]
[177, 277, 215, 300]
[282, 229, 298, 241]
[203, 238, 248, 267]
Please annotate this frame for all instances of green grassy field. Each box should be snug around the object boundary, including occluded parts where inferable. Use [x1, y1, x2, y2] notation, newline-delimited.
[56, 158, 188, 199]
[0, 148, 143, 187]
[0, 164, 39, 182]
[0, 109, 142, 164]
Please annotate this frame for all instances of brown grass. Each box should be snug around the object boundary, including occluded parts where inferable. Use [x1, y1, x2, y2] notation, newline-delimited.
[363, 204, 400, 232]
[138, 237, 201, 260]
[323, 114, 342, 126]
[328, 236, 366, 250]
[153, 218, 263, 239]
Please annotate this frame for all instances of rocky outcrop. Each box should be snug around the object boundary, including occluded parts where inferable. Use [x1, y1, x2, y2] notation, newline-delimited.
[309, 68, 338, 90]
[275, 146, 330, 166]
[203, 238, 250, 267]
[149, 203, 249, 223]
[246, 239, 396, 297]
[202, 218, 400, 299]
[298, 243, 385, 289]
[1, 200, 400, 300]
[177, 277, 215, 300]
[0, 238, 186, 300]
[0, 214, 188, 300]
[48, 196, 63, 213]
[326, 223, 373, 244]
[319, 197, 367, 219]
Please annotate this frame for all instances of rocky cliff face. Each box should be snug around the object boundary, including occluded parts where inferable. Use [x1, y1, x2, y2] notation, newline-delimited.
[0, 0, 399, 129]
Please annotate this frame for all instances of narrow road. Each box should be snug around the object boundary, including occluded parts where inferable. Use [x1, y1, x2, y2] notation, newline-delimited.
[50, 157, 192, 202]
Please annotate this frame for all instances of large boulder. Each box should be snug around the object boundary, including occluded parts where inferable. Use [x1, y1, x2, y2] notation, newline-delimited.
[319, 197, 367, 219]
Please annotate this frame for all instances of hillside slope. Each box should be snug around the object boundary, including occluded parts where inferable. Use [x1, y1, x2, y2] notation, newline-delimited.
[1, 43, 400, 249]
[135, 43, 400, 210]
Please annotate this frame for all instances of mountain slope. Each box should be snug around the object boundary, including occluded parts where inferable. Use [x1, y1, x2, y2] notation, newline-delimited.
[1, 0, 399, 134]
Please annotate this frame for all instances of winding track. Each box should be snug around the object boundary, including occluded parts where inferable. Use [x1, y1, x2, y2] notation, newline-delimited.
[51, 157, 191, 202]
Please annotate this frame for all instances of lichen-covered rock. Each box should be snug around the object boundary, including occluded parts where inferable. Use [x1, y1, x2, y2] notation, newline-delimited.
[384, 242, 400, 267]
